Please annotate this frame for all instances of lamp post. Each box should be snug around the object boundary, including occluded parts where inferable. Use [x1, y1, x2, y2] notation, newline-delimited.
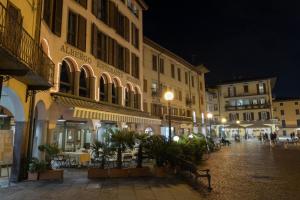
[207, 113, 213, 137]
[236, 120, 240, 140]
[164, 91, 174, 142]
[221, 117, 227, 138]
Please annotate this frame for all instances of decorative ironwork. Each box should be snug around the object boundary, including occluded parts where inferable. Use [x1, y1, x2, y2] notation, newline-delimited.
[0, 3, 54, 86]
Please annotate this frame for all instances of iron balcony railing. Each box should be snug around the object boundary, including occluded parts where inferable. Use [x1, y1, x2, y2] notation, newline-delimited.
[225, 103, 271, 111]
[0, 3, 54, 86]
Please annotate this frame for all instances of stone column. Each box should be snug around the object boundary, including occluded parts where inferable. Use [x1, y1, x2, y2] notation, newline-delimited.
[89, 77, 96, 100]
[10, 121, 27, 182]
[117, 87, 123, 105]
[108, 83, 112, 104]
[73, 71, 80, 96]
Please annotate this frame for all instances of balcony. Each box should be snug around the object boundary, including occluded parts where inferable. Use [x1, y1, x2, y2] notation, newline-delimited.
[164, 114, 193, 122]
[224, 92, 268, 98]
[225, 103, 271, 111]
[0, 3, 54, 90]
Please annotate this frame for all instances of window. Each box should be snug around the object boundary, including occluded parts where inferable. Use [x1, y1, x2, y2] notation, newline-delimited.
[133, 92, 139, 109]
[143, 79, 147, 93]
[143, 102, 148, 112]
[59, 61, 72, 94]
[179, 91, 182, 101]
[79, 69, 88, 97]
[112, 81, 118, 104]
[296, 109, 300, 115]
[280, 103, 283, 106]
[125, 87, 130, 107]
[192, 96, 196, 105]
[244, 85, 249, 93]
[243, 112, 254, 121]
[151, 103, 162, 117]
[115, 11, 130, 41]
[191, 76, 194, 87]
[131, 23, 139, 48]
[282, 120, 286, 128]
[159, 59, 164, 74]
[99, 76, 108, 101]
[295, 102, 299, 105]
[257, 82, 266, 94]
[151, 81, 158, 96]
[283, 130, 287, 136]
[260, 98, 266, 104]
[152, 55, 157, 71]
[171, 64, 175, 78]
[185, 72, 188, 84]
[92, 0, 108, 23]
[297, 120, 300, 127]
[200, 82, 203, 91]
[259, 111, 270, 120]
[228, 86, 236, 97]
[177, 68, 181, 81]
[43, 0, 63, 36]
[214, 104, 218, 111]
[67, 11, 86, 51]
[74, 0, 87, 8]
[131, 53, 139, 78]
[280, 110, 285, 115]
[229, 113, 239, 121]
[91, 24, 108, 62]
[252, 99, 258, 105]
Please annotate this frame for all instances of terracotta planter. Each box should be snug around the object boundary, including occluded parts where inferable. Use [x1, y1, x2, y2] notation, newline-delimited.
[39, 169, 64, 181]
[109, 168, 129, 178]
[129, 167, 152, 177]
[153, 166, 167, 177]
[27, 172, 39, 181]
[88, 168, 109, 179]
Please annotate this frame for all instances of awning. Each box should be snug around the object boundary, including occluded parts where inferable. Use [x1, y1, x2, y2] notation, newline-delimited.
[245, 124, 272, 129]
[52, 93, 161, 125]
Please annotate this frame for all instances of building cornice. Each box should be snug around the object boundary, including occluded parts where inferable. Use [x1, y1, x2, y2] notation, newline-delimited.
[143, 37, 209, 74]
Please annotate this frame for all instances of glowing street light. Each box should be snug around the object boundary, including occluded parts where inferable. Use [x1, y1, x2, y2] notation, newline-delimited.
[221, 118, 227, 138]
[164, 91, 174, 142]
[173, 135, 180, 142]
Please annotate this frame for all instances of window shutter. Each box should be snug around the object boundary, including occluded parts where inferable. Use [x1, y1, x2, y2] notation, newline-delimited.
[92, 0, 97, 16]
[236, 113, 239, 120]
[53, 0, 63, 36]
[256, 84, 259, 94]
[124, 16, 129, 41]
[91, 24, 96, 56]
[267, 112, 270, 120]
[251, 112, 254, 120]
[258, 112, 261, 120]
[233, 87, 236, 96]
[77, 15, 86, 51]
[108, 1, 116, 28]
[227, 87, 230, 97]
[80, 0, 87, 8]
[243, 113, 246, 121]
[125, 48, 130, 73]
[263, 83, 266, 94]
[43, 0, 51, 27]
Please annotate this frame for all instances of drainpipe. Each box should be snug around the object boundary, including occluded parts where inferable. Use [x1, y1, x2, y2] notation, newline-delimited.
[27, 90, 36, 160]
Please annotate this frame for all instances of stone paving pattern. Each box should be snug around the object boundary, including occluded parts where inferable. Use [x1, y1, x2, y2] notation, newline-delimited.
[2, 141, 300, 200]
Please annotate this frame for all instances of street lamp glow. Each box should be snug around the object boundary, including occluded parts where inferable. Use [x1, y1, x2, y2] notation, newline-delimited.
[207, 113, 213, 119]
[221, 118, 227, 123]
[173, 135, 179, 142]
[164, 91, 174, 101]
[188, 134, 194, 139]
[236, 120, 240, 124]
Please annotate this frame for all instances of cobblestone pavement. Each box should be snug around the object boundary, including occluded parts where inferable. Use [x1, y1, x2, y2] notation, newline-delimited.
[1, 140, 300, 200]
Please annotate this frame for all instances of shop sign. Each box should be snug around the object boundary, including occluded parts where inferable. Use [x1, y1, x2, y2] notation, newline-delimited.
[60, 45, 92, 64]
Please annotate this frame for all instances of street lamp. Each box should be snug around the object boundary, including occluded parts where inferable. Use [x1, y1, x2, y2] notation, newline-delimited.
[236, 120, 240, 140]
[164, 91, 174, 142]
[207, 113, 213, 137]
[221, 117, 227, 138]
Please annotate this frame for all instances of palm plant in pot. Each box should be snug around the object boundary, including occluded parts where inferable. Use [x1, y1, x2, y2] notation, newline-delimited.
[27, 157, 47, 180]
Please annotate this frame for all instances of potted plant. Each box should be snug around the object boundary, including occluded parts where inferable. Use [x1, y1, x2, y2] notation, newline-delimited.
[37, 144, 64, 181]
[88, 140, 113, 178]
[128, 133, 151, 177]
[145, 135, 169, 177]
[27, 158, 46, 181]
[108, 129, 135, 177]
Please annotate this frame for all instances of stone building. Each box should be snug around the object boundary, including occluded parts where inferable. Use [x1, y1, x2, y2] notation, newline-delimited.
[273, 98, 300, 136]
[143, 37, 208, 138]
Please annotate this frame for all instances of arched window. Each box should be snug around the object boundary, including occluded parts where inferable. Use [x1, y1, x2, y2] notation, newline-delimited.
[79, 69, 88, 97]
[112, 81, 118, 104]
[125, 85, 131, 107]
[59, 61, 72, 94]
[133, 87, 140, 109]
[99, 76, 108, 101]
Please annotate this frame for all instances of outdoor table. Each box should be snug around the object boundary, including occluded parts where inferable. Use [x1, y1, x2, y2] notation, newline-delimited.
[63, 152, 91, 166]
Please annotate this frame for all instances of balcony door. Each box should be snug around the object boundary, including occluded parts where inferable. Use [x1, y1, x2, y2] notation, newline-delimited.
[5, 2, 22, 57]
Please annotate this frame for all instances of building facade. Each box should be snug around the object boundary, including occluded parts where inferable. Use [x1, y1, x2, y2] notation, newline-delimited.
[143, 38, 208, 138]
[273, 98, 300, 136]
[0, 0, 54, 181]
[207, 77, 277, 139]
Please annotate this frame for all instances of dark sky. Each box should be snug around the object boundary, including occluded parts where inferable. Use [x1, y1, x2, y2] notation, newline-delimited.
[143, 0, 298, 98]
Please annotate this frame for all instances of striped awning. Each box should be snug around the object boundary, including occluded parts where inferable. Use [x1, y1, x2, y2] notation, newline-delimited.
[52, 93, 161, 125]
[73, 107, 161, 125]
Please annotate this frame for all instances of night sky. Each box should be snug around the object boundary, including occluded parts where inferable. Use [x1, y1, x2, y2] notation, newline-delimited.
[143, 0, 297, 98]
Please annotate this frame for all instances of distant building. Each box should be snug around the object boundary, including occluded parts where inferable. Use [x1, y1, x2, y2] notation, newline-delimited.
[206, 77, 277, 139]
[143, 37, 209, 137]
[205, 88, 221, 122]
[273, 98, 300, 136]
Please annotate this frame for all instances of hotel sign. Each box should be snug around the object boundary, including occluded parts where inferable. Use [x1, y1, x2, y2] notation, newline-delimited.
[60, 44, 92, 64]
